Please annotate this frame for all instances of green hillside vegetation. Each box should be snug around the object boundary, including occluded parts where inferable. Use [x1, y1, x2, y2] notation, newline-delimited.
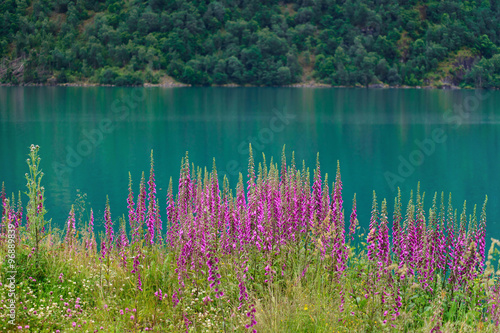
[0, 0, 499, 87]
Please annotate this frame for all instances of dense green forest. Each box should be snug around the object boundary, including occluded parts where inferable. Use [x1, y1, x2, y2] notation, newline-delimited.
[0, 0, 499, 87]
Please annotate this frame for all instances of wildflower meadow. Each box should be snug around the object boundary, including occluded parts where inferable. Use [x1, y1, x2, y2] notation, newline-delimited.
[0, 144, 499, 332]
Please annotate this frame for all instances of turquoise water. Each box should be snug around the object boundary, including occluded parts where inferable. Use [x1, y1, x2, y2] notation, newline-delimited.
[0, 87, 499, 239]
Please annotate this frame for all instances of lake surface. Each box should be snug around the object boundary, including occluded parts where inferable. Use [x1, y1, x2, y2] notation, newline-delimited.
[1, 87, 499, 240]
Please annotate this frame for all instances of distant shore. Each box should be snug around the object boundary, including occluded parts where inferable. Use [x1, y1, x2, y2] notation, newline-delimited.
[0, 80, 484, 90]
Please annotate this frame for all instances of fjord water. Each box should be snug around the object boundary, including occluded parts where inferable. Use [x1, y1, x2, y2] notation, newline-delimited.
[0, 87, 499, 240]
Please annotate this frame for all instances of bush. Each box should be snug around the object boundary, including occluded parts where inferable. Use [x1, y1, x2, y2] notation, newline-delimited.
[114, 72, 144, 86]
[56, 71, 68, 84]
[99, 68, 119, 85]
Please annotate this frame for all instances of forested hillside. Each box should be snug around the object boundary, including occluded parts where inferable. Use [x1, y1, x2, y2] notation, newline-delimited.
[0, 0, 499, 87]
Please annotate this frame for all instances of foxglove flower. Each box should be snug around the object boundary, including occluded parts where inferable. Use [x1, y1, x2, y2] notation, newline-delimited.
[104, 196, 114, 256]
[146, 150, 157, 245]
[155, 289, 163, 301]
[367, 191, 378, 261]
[127, 172, 136, 243]
[64, 206, 75, 247]
[377, 199, 391, 268]
[348, 194, 358, 241]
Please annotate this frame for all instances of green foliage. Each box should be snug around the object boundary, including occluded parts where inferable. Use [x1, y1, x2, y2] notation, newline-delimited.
[98, 67, 144, 86]
[465, 54, 500, 88]
[25, 145, 50, 264]
[0, 0, 499, 86]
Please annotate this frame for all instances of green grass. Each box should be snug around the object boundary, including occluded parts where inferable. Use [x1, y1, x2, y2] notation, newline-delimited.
[1, 231, 499, 332]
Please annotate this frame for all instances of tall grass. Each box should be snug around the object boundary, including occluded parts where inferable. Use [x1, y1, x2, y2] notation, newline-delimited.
[0, 144, 499, 332]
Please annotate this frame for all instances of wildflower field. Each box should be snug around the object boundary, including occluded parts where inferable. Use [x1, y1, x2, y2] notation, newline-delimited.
[1, 144, 500, 332]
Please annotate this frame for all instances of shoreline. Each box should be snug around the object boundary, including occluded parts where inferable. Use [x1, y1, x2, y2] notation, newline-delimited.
[0, 81, 489, 90]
